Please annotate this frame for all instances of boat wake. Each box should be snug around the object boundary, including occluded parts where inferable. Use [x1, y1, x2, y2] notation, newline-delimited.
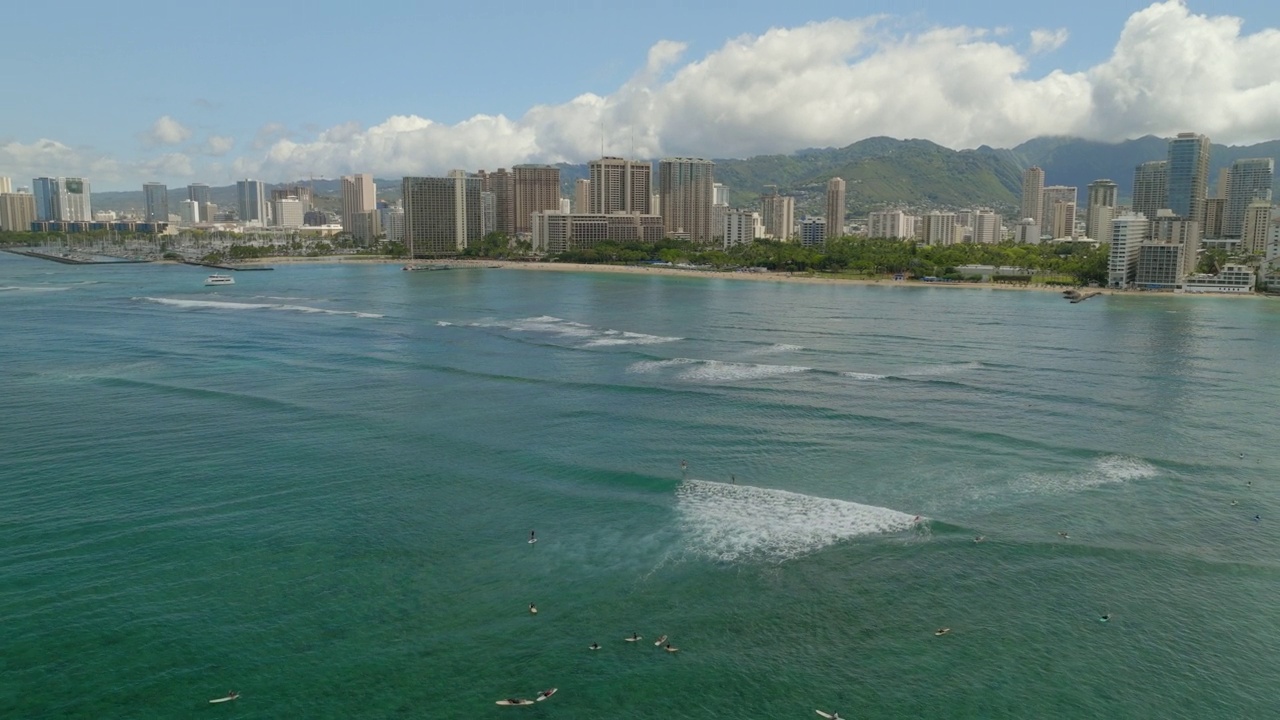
[462, 315, 681, 347]
[675, 479, 919, 562]
[135, 297, 383, 318]
[628, 358, 809, 382]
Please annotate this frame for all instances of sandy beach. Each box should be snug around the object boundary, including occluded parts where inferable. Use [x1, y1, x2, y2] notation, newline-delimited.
[231, 255, 1270, 299]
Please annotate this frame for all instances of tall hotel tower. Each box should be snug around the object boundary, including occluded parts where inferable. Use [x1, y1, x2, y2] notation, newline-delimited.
[1131, 161, 1168, 220]
[1224, 158, 1274, 238]
[403, 171, 482, 257]
[512, 165, 560, 234]
[825, 177, 846, 239]
[588, 157, 651, 214]
[1021, 166, 1045, 224]
[1165, 132, 1210, 225]
[659, 158, 715, 242]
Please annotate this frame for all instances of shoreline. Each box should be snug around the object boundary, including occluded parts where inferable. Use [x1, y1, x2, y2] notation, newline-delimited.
[183, 255, 1271, 299]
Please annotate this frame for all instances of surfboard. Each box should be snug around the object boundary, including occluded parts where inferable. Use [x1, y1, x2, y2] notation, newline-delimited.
[209, 694, 238, 704]
[654, 635, 667, 646]
[536, 688, 557, 702]
[816, 711, 837, 719]
[624, 636, 641, 642]
[665, 646, 679, 653]
[528, 538, 537, 544]
[496, 699, 535, 706]
[529, 607, 537, 614]
[589, 644, 600, 650]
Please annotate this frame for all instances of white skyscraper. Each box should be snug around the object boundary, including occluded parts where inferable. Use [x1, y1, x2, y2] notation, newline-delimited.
[1109, 213, 1150, 288]
[799, 217, 826, 247]
[0, 177, 11, 194]
[723, 209, 762, 248]
[341, 173, 378, 243]
[868, 210, 915, 239]
[179, 199, 201, 225]
[973, 211, 1002, 244]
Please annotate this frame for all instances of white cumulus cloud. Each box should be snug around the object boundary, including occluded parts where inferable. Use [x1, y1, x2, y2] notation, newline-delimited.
[1030, 28, 1070, 54]
[145, 115, 192, 146]
[202, 135, 235, 156]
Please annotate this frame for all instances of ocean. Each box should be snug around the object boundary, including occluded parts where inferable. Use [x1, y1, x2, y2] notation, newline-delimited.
[2, 254, 1279, 719]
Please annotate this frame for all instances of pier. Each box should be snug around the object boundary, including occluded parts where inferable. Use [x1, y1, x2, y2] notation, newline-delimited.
[2, 248, 151, 265]
[180, 260, 274, 271]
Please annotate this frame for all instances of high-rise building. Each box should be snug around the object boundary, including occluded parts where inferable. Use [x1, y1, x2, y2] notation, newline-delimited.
[825, 177, 846, 240]
[531, 212, 665, 253]
[486, 168, 515, 236]
[341, 173, 378, 243]
[0, 192, 36, 231]
[143, 183, 169, 223]
[659, 158, 715, 242]
[272, 184, 313, 212]
[711, 203, 729, 243]
[1224, 158, 1274, 238]
[402, 172, 482, 257]
[33, 177, 92, 222]
[1151, 212, 1201, 278]
[1012, 218, 1041, 244]
[236, 179, 267, 225]
[272, 197, 305, 228]
[379, 203, 406, 243]
[868, 210, 915, 239]
[188, 183, 210, 204]
[1086, 179, 1118, 241]
[1243, 200, 1273, 255]
[973, 211, 1002, 244]
[1131, 161, 1168, 221]
[573, 179, 590, 213]
[178, 199, 201, 225]
[513, 165, 560, 235]
[713, 183, 729, 206]
[1165, 132, 1210, 226]
[1090, 205, 1115, 244]
[480, 192, 496, 237]
[723, 209, 762, 248]
[1021, 166, 1045, 225]
[588, 157, 651, 215]
[1108, 213, 1150, 287]
[799, 217, 826, 247]
[1202, 198, 1226, 239]
[0, 177, 11, 194]
[1216, 167, 1231, 199]
[1042, 186, 1077, 239]
[922, 212, 959, 246]
[32, 177, 60, 221]
[759, 186, 795, 240]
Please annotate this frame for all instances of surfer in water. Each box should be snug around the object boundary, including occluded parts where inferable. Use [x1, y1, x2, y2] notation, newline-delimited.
[935, 627, 951, 636]
[529, 530, 535, 542]
[974, 535, 986, 543]
[681, 459, 688, 473]
[1100, 614, 1111, 622]
[1058, 531, 1070, 539]
[589, 642, 600, 651]
[731, 474, 735, 484]
[630, 632, 640, 641]
[529, 603, 537, 614]
[1255, 515, 1262, 522]
[539, 689, 555, 700]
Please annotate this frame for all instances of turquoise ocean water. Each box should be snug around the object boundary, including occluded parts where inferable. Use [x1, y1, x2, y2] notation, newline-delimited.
[3, 254, 1280, 719]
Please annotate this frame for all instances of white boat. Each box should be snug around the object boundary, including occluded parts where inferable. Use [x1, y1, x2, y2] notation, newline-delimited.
[204, 274, 235, 286]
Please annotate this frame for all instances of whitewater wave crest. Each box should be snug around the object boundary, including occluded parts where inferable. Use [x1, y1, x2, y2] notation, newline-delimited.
[676, 480, 919, 562]
[468, 315, 681, 347]
[628, 358, 808, 382]
[136, 297, 383, 318]
[1016, 455, 1158, 494]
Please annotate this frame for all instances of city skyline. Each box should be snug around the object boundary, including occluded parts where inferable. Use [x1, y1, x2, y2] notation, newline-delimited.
[3, 2, 1280, 189]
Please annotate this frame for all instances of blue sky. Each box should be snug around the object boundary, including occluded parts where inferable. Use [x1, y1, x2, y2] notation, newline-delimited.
[3, 0, 1279, 189]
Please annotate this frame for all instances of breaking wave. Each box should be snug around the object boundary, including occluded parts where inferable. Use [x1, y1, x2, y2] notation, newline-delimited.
[676, 479, 919, 562]
[467, 315, 681, 347]
[1014, 455, 1158, 495]
[628, 358, 808, 382]
[135, 297, 383, 318]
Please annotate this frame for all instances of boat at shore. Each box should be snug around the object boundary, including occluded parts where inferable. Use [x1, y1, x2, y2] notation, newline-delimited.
[403, 265, 453, 272]
[204, 274, 235, 286]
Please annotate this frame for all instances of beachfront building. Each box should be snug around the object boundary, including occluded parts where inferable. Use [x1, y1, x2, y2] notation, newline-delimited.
[760, 186, 795, 240]
[1242, 200, 1273, 255]
[1224, 158, 1273, 238]
[799, 217, 826, 248]
[1202, 198, 1226, 239]
[530, 212, 664, 254]
[723, 209, 762, 248]
[659, 158, 715, 243]
[1086, 179, 1118, 241]
[589, 157, 651, 215]
[1166, 132, 1211, 227]
[825, 177, 846, 239]
[1021, 166, 1045, 227]
[573, 179, 590, 214]
[1134, 243, 1186, 289]
[341, 173, 378, 243]
[482, 168, 516, 237]
[379, 203, 405, 242]
[513, 165, 561, 235]
[0, 191, 36, 232]
[403, 171, 482, 258]
[1108, 213, 1150, 288]
[973, 210, 1002, 244]
[479, 192, 496, 237]
[868, 210, 916, 239]
[921, 212, 960, 246]
[1183, 264, 1256, 293]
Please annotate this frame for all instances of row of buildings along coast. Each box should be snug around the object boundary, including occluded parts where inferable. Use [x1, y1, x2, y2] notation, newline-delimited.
[1019, 132, 1278, 292]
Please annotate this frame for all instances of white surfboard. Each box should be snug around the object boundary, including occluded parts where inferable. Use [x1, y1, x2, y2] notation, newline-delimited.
[528, 538, 537, 544]
[654, 635, 667, 646]
[496, 699, 535, 706]
[816, 711, 839, 719]
[624, 636, 641, 642]
[536, 688, 557, 702]
[209, 694, 238, 704]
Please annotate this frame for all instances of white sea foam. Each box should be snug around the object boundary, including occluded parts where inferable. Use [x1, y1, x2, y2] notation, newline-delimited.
[841, 371, 889, 381]
[625, 357, 808, 382]
[1015, 455, 1158, 494]
[0, 285, 70, 292]
[137, 297, 383, 318]
[894, 361, 983, 378]
[747, 343, 806, 355]
[473, 315, 681, 347]
[436, 321, 453, 327]
[676, 479, 919, 562]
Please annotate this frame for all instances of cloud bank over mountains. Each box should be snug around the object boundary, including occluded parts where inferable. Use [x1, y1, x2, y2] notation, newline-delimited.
[5, 1, 1280, 188]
